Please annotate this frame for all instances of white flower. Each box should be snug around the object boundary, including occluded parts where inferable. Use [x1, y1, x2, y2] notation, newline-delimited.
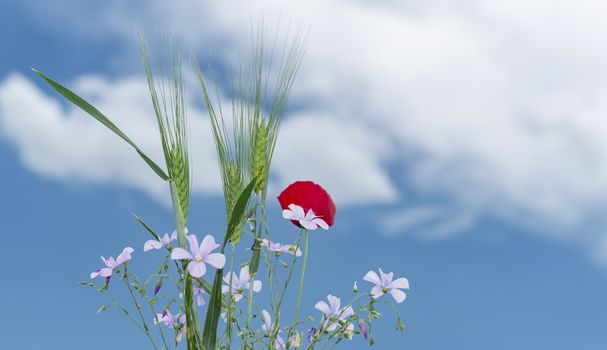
[282, 204, 329, 230]
[363, 268, 409, 303]
[221, 266, 262, 302]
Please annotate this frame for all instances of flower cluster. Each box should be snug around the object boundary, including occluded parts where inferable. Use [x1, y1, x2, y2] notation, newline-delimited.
[84, 181, 409, 349]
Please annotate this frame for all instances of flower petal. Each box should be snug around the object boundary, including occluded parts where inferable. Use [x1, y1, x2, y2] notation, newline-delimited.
[144, 240, 162, 252]
[282, 209, 296, 220]
[289, 204, 306, 220]
[261, 309, 272, 333]
[195, 292, 205, 306]
[239, 266, 250, 284]
[187, 235, 200, 256]
[363, 270, 381, 286]
[115, 247, 134, 266]
[339, 306, 354, 320]
[314, 301, 331, 316]
[223, 271, 238, 286]
[101, 256, 115, 269]
[325, 321, 338, 332]
[251, 280, 262, 292]
[304, 209, 317, 222]
[204, 253, 226, 269]
[379, 268, 393, 286]
[327, 295, 341, 314]
[300, 219, 318, 230]
[171, 247, 193, 261]
[90, 269, 104, 279]
[389, 277, 410, 290]
[160, 234, 172, 246]
[275, 335, 286, 349]
[187, 261, 206, 278]
[200, 234, 220, 256]
[98, 267, 113, 278]
[389, 288, 407, 303]
[370, 285, 384, 299]
[233, 292, 243, 302]
[311, 218, 329, 230]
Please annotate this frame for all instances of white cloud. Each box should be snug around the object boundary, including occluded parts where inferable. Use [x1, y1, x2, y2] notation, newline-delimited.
[272, 114, 398, 206]
[9, 0, 607, 259]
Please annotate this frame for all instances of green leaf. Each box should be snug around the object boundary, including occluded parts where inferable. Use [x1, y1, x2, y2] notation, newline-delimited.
[249, 235, 262, 276]
[223, 176, 257, 248]
[132, 213, 161, 241]
[31, 68, 169, 181]
[202, 176, 257, 349]
[201, 267, 224, 350]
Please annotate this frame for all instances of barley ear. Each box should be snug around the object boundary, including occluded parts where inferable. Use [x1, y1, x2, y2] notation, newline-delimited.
[253, 119, 269, 194]
[226, 161, 245, 245]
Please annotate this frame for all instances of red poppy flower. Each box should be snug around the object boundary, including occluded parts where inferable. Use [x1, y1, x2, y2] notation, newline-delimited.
[277, 181, 336, 228]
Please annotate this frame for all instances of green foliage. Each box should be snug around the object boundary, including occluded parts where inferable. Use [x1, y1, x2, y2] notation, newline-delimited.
[202, 176, 257, 350]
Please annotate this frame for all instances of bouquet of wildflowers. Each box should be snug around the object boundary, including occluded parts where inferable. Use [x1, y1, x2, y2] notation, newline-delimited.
[33, 29, 409, 350]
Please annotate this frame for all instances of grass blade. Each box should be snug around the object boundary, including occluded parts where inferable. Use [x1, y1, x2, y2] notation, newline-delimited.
[224, 176, 257, 248]
[202, 176, 257, 349]
[31, 68, 169, 181]
[132, 213, 161, 241]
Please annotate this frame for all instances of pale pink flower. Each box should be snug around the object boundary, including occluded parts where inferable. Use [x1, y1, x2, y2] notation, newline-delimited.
[315, 295, 354, 336]
[261, 239, 302, 257]
[170, 234, 226, 278]
[261, 309, 286, 349]
[145, 228, 189, 252]
[363, 269, 409, 303]
[154, 310, 186, 342]
[179, 279, 206, 306]
[222, 265, 262, 302]
[144, 233, 174, 252]
[90, 247, 134, 279]
[282, 204, 329, 230]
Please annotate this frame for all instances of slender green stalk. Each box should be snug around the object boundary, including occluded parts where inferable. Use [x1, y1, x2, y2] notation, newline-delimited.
[149, 302, 170, 350]
[226, 245, 236, 350]
[171, 183, 201, 350]
[293, 229, 309, 325]
[100, 290, 152, 340]
[122, 269, 159, 350]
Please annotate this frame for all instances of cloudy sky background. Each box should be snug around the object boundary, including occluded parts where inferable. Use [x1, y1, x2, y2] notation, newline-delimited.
[2, 1, 607, 349]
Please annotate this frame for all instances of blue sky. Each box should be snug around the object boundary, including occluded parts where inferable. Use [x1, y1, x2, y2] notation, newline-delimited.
[2, 1, 607, 349]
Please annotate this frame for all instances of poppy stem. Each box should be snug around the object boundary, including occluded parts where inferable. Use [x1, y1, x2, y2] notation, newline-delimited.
[293, 229, 309, 326]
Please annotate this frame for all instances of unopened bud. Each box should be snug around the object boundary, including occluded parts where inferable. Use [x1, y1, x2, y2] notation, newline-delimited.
[353, 281, 358, 293]
[154, 280, 162, 295]
[358, 319, 368, 339]
[396, 319, 405, 332]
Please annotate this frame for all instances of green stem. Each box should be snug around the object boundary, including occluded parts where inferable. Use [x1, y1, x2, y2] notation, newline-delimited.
[100, 288, 156, 348]
[293, 229, 309, 326]
[150, 302, 170, 350]
[122, 269, 159, 350]
[170, 182, 201, 350]
[226, 245, 236, 350]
